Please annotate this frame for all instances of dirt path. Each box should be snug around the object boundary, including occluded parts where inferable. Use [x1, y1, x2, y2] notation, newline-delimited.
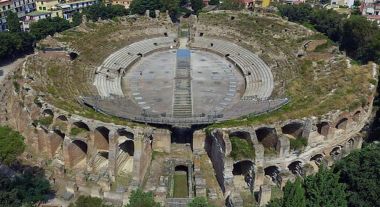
[0, 57, 25, 83]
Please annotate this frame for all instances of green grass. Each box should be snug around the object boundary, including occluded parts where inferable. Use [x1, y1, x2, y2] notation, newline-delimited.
[35, 116, 53, 127]
[230, 136, 255, 160]
[173, 173, 188, 198]
[289, 138, 308, 151]
[70, 127, 88, 136]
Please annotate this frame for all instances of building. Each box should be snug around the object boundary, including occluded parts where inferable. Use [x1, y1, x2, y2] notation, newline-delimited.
[361, 0, 380, 25]
[35, 0, 96, 20]
[22, 10, 50, 31]
[110, 0, 131, 9]
[0, 0, 36, 31]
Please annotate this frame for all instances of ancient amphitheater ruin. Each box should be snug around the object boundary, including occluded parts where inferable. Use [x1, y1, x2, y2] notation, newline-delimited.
[0, 10, 377, 207]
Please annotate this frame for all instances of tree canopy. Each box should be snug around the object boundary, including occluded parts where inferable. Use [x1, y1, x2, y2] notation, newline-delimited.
[130, 0, 162, 17]
[82, 3, 128, 21]
[190, 0, 204, 14]
[220, 0, 245, 10]
[69, 195, 113, 207]
[30, 17, 71, 40]
[0, 126, 25, 165]
[6, 11, 21, 33]
[126, 189, 161, 207]
[278, 4, 380, 64]
[334, 144, 380, 207]
[187, 197, 215, 207]
[0, 165, 52, 207]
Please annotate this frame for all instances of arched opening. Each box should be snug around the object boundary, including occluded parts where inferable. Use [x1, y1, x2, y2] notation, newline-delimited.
[137, 53, 142, 57]
[335, 118, 348, 130]
[264, 166, 281, 186]
[153, 42, 158, 46]
[164, 32, 168, 37]
[330, 146, 343, 160]
[93, 151, 109, 172]
[229, 131, 254, 160]
[288, 161, 304, 176]
[199, 32, 204, 37]
[173, 165, 189, 198]
[353, 111, 361, 121]
[232, 160, 255, 191]
[230, 16, 235, 20]
[69, 52, 78, 60]
[57, 115, 68, 121]
[117, 128, 134, 143]
[225, 54, 230, 58]
[94, 126, 110, 151]
[42, 108, 54, 116]
[229, 131, 251, 141]
[310, 154, 324, 166]
[117, 139, 134, 175]
[317, 122, 330, 137]
[71, 121, 90, 137]
[281, 122, 304, 138]
[346, 138, 355, 152]
[68, 140, 87, 168]
[256, 127, 278, 150]
[210, 43, 214, 47]
[171, 127, 193, 145]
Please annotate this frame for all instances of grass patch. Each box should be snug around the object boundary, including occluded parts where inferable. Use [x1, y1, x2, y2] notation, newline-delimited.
[35, 116, 53, 127]
[264, 147, 277, 156]
[173, 173, 188, 198]
[70, 127, 88, 136]
[289, 137, 308, 151]
[230, 136, 255, 160]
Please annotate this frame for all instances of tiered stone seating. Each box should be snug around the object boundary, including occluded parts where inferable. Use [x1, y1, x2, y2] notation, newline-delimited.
[191, 37, 274, 100]
[94, 37, 176, 97]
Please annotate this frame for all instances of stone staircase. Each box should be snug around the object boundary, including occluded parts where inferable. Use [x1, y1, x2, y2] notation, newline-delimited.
[173, 49, 192, 118]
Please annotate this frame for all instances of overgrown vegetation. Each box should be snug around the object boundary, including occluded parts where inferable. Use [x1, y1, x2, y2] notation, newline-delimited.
[34, 116, 53, 127]
[188, 197, 215, 207]
[0, 126, 25, 165]
[70, 127, 88, 136]
[203, 12, 373, 129]
[126, 188, 161, 207]
[69, 195, 113, 207]
[278, 4, 380, 64]
[289, 137, 308, 151]
[229, 136, 255, 160]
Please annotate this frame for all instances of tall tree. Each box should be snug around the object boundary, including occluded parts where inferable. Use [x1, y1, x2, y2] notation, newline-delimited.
[283, 177, 306, 207]
[190, 0, 203, 14]
[304, 166, 347, 207]
[6, 11, 21, 33]
[334, 144, 380, 207]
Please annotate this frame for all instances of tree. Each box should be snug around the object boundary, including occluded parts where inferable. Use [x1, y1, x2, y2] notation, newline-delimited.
[208, 0, 219, 5]
[283, 177, 305, 207]
[69, 195, 112, 207]
[220, 0, 245, 10]
[190, 0, 203, 14]
[304, 166, 347, 207]
[187, 197, 214, 207]
[72, 12, 83, 27]
[130, 0, 162, 17]
[0, 126, 25, 165]
[30, 17, 71, 40]
[125, 189, 161, 207]
[334, 144, 380, 207]
[0, 165, 52, 207]
[6, 11, 21, 33]
[266, 198, 283, 207]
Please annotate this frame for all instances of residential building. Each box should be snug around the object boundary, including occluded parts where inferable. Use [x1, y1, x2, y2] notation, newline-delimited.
[361, 0, 380, 25]
[0, 0, 35, 31]
[110, 0, 131, 9]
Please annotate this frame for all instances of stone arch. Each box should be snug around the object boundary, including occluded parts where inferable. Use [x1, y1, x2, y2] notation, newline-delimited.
[346, 138, 355, 152]
[330, 145, 343, 160]
[264, 165, 281, 186]
[335, 118, 348, 130]
[93, 151, 109, 172]
[255, 127, 278, 149]
[316, 122, 330, 137]
[119, 140, 134, 156]
[117, 128, 134, 144]
[229, 131, 251, 141]
[288, 161, 304, 176]
[352, 110, 361, 121]
[56, 115, 68, 121]
[232, 160, 255, 191]
[310, 154, 324, 166]
[42, 108, 54, 116]
[281, 122, 304, 138]
[68, 140, 87, 168]
[50, 129, 64, 156]
[72, 121, 90, 131]
[94, 126, 110, 151]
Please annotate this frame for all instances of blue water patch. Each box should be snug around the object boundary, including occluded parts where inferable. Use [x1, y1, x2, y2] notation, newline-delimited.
[177, 49, 191, 59]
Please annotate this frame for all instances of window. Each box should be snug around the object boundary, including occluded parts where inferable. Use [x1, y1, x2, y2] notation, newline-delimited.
[39, 6, 42, 10]
[43, 6, 46, 10]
